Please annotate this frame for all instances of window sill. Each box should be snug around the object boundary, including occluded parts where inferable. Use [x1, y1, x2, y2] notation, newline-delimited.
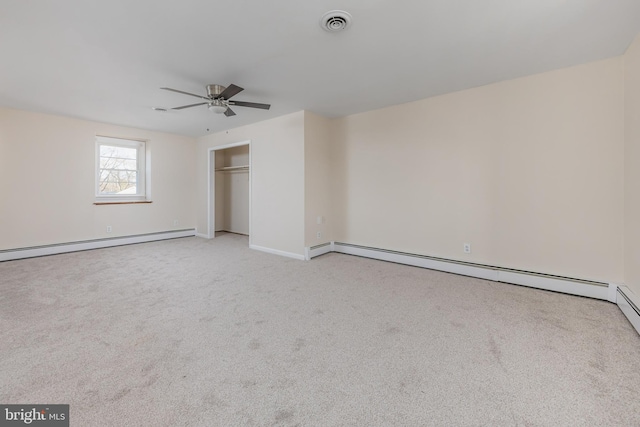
[94, 201, 153, 206]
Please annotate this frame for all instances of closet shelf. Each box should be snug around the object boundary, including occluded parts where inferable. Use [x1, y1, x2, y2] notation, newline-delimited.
[215, 165, 249, 172]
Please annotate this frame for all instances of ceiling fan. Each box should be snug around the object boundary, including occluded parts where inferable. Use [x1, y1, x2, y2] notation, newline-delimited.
[160, 84, 271, 117]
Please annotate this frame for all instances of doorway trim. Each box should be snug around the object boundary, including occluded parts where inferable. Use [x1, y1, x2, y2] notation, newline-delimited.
[207, 140, 252, 242]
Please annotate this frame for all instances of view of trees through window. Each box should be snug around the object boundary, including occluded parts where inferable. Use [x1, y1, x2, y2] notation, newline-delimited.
[98, 145, 138, 194]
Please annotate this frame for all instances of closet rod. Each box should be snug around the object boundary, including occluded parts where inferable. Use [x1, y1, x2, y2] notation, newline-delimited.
[215, 165, 249, 172]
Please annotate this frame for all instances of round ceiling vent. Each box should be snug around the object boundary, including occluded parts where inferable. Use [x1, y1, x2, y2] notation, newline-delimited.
[320, 10, 352, 32]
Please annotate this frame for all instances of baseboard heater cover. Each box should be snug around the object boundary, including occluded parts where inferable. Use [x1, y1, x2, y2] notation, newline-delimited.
[306, 241, 612, 302]
[617, 286, 640, 335]
[306, 242, 333, 260]
[0, 229, 196, 262]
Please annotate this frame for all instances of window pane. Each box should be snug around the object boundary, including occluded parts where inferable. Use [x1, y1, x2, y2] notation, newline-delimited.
[98, 143, 140, 195]
[100, 173, 137, 194]
[100, 156, 137, 171]
[100, 145, 136, 159]
[121, 158, 137, 170]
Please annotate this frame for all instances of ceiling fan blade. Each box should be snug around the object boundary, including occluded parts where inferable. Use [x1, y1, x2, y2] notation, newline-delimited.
[224, 107, 236, 117]
[172, 102, 208, 110]
[218, 84, 244, 100]
[229, 100, 271, 110]
[161, 87, 209, 100]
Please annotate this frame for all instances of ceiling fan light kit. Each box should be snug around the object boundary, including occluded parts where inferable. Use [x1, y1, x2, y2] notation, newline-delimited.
[208, 99, 228, 114]
[160, 84, 270, 118]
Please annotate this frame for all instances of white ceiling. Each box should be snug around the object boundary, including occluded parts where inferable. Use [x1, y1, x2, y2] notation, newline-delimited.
[1, 0, 639, 137]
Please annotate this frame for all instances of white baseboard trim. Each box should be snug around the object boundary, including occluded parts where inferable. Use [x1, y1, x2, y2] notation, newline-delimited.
[195, 232, 210, 239]
[334, 243, 498, 281]
[496, 270, 609, 300]
[306, 243, 333, 260]
[0, 229, 196, 262]
[617, 286, 640, 335]
[250, 244, 306, 261]
[326, 242, 610, 301]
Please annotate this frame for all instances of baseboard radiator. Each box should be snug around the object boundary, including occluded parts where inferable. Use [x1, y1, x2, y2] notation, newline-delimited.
[0, 229, 196, 262]
[616, 286, 640, 334]
[307, 242, 614, 302]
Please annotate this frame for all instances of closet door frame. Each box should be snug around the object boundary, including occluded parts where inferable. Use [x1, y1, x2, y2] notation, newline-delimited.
[207, 140, 252, 242]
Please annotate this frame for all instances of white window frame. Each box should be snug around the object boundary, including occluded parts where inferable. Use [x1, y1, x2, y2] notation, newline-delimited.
[95, 136, 148, 202]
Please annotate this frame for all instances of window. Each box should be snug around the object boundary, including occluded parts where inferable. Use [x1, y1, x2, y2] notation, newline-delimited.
[96, 136, 148, 201]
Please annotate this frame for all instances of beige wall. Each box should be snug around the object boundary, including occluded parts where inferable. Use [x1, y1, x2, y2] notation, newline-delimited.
[332, 58, 625, 283]
[304, 111, 333, 247]
[0, 107, 196, 250]
[2, 49, 632, 287]
[197, 112, 305, 256]
[625, 35, 640, 296]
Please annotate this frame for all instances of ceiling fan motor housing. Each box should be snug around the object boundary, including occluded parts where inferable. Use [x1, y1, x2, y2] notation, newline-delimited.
[206, 84, 225, 98]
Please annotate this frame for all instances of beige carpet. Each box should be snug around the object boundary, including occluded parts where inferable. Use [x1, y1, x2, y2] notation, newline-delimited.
[1, 233, 639, 426]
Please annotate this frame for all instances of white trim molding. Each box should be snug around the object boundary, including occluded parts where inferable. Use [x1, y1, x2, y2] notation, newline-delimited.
[495, 270, 608, 300]
[0, 229, 196, 262]
[250, 244, 306, 261]
[333, 243, 497, 281]
[306, 243, 333, 260]
[617, 286, 640, 335]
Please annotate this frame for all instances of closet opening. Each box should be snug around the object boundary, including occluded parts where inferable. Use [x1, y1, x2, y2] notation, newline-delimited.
[207, 141, 251, 241]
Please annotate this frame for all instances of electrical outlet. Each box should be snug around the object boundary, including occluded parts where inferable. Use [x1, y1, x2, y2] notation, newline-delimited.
[106, 226, 112, 233]
[317, 231, 322, 239]
[173, 219, 179, 226]
[463, 243, 471, 254]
